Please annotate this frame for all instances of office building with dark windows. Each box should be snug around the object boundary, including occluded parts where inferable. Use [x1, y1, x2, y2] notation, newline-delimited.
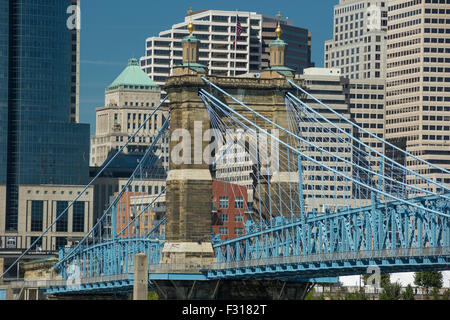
[0, 0, 93, 261]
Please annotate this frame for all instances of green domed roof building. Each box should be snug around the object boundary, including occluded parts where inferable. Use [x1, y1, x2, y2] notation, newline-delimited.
[107, 58, 158, 91]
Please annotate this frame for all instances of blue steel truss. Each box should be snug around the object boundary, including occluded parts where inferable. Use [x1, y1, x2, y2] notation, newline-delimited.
[205, 195, 449, 279]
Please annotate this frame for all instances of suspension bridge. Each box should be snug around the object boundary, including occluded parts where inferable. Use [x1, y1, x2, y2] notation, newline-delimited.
[1, 73, 447, 299]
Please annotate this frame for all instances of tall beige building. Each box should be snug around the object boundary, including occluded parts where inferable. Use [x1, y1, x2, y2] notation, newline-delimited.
[386, 0, 450, 191]
[324, 0, 388, 80]
[298, 68, 356, 212]
[90, 59, 169, 170]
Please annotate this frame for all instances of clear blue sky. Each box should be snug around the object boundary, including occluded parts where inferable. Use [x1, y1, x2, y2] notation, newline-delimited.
[79, 0, 338, 133]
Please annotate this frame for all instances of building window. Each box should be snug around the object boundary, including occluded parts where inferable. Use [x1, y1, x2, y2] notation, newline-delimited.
[234, 197, 244, 209]
[219, 227, 228, 235]
[30, 237, 43, 251]
[219, 213, 228, 223]
[72, 202, 85, 233]
[55, 237, 67, 250]
[30, 201, 44, 232]
[234, 214, 244, 222]
[219, 196, 229, 209]
[56, 201, 68, 232]
[234, 228, 244, 235]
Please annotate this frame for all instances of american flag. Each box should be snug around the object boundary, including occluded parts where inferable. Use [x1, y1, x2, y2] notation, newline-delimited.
[233, 16, 242, 46]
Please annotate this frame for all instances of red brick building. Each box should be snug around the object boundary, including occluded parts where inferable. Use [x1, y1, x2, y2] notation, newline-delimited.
[211, 180, 248, 241]
[113, 192, 156, 238]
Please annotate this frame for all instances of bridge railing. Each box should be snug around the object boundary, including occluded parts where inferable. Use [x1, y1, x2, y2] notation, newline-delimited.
[208, 246, 450, 271]
[148, 263, 214, 274]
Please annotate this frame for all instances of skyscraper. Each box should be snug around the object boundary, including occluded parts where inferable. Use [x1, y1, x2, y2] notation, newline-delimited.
[0, 1, 91, 251]
[69, 0, 81, 123]
[386, 0, 450, 191]
[89, 58, 169, 220]
[324, 0, 388, 80]
[140, 9, 313, 87]
[90, 58, 167, 168]
[323, 1, 387, 192]
[0, 0, 8, 187]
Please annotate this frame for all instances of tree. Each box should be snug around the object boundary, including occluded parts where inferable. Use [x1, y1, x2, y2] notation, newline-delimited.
[401, 284, 415, 300]
[431, 287, 440, 300]
[363, 273, 391, 289]
[379, 282, 402, 300]
[414, 271, 443, 293]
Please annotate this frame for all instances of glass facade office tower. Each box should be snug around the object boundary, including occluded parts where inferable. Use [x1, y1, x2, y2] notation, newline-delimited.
[1, 0, 90, 232]
[0, 0, 8, 186]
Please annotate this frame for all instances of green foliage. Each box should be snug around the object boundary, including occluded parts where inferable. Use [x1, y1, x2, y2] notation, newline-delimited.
[305, 288, 316, 300]
[147, 291, 158, 300]
[325, 291, 338, 300]
[324, 288, 344, 300]
[379, 282, 401, 300]
[431, 287, 440, 300]
[414, 271, 443, 293]
[304, 289, 326, 300]
[344, 290, 367, 300]
[401, 284, 415, 300]
[442, 289, 450, 300]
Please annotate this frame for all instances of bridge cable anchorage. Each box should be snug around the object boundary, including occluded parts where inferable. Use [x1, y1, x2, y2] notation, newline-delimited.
[198, 78, 450, 219]
[0, 97, 168, 280]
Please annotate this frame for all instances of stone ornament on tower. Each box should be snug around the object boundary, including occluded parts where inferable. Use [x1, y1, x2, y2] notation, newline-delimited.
[173, 9, 207, 75]
[260, 11, 294, 78]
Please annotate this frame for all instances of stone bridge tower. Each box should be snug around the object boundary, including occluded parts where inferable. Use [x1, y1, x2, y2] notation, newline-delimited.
[161, 20, 216, 267]
[157, 18, 311, 299]
[162, 19, 303, 268]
